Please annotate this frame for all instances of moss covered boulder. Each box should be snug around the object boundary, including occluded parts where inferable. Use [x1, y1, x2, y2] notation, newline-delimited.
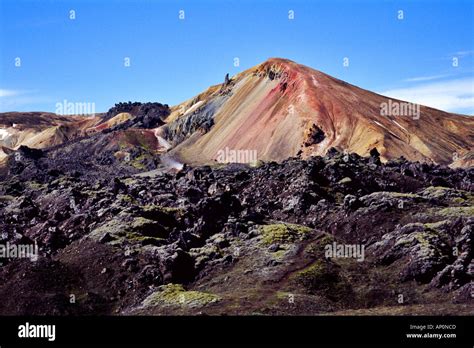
[130, 217, 169, 238]
[293, 259, 352, 301]
[259, 223, 312, 246]
[142, 284, 220, 308]
[140, 204, 183, 228]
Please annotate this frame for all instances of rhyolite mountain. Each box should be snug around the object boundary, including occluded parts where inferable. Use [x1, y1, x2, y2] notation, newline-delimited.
[162, 58, 473, 167]
[1, 58, 473, 171]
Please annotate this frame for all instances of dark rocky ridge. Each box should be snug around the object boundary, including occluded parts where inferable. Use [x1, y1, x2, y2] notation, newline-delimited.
[0, 148, 472, 315]
[102, 102, 170, 129]
[164, 96, 225, 145]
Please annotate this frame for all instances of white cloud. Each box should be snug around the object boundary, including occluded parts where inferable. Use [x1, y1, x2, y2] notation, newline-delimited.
[453, 50, 473, 58]
[380, 78, 474, 115]
[403, 74, 451, 82]
[0, 89, 53, 112]
[0, 89, 23, 98]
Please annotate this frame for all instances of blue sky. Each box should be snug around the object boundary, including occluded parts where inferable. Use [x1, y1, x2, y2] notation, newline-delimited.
[0, 0, 473, 114]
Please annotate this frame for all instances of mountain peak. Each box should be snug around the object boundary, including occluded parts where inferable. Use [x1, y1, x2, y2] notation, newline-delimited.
[260, 57, 297, 66]
[255, 57, 325, 76]
[249, 57, 319, 80]
[165, 58, 473, 167]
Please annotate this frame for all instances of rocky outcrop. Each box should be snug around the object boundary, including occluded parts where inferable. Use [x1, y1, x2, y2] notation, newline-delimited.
[0, 148, 472, 315]
[102, 102, 170, 128]
[164, 96, 226, 145]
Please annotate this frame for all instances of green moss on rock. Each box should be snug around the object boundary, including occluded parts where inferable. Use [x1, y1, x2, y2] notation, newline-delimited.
[0, 195, 15, 202]
[129, 217, 168, 238]
[142, 284, 220, 308]
[437, 206, 474, 218]
[259, 223, 312, 245]
[295, 260, 339, 290]
[125, 231, 166, 245]
[419, 186, 467, 201]
[89, 219, 126, 243]
[117, 193, 134, 203]
[142, 204, 183, 215]
[131, 217, 156, 229]
[305, 233, 335, 257]
[423, 220, 449, 231]
[293, 260, 352, 301]
[27, 181, 45, 190]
